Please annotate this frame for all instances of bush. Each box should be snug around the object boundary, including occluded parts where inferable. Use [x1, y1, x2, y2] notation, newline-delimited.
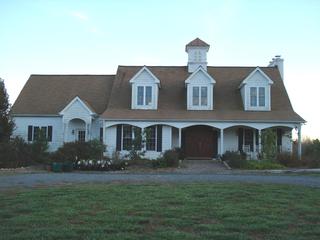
[152, 149, 180, 168]
[222, 151, 247, 169]
[301, 139, 320, 168]
[51, 140, 105, 163]
[74, 159, 128, 171]
[0, 137, 33, 168]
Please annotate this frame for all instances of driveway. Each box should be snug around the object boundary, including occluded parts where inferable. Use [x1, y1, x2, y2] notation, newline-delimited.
[0, 172, 320, 189]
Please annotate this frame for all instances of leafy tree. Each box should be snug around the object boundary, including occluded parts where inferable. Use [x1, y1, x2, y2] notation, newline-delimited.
[261, 129, 277, 161]
[0, 78, 14, 142]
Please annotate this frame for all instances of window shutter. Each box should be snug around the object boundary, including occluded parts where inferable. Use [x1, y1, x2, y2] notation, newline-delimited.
[156, 125, 162, 152]
[28, 126, 33, 141]
[238, 128, 243, 152]
[116, 125, 122, 151]
[100, 127, 103, 142]
[255, 129, 259, 146]
[48, 126, 52, 142]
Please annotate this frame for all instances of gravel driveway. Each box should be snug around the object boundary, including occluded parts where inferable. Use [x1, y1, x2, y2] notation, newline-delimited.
[1, 172, 320, 189]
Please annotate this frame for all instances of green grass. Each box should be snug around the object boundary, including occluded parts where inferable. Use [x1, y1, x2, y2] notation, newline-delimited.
[1, 183, 320, 240]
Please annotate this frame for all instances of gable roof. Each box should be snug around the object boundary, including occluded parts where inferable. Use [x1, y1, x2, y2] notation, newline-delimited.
[129, 66, 161, 87]
[12, 75, 114, 115]
[239, 67, 274, 88]
[185, 66, 216, 85]
[186, 38, 210, 50]
[102, 66, 304, 123]
[59, 96, 96, 116]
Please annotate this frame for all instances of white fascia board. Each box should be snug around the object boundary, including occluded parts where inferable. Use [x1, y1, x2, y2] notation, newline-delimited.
[185, 66, 215, 86]
[59, 96, 96, 116]
[239, 67, 274, 89]
[129, 66, 161, 88]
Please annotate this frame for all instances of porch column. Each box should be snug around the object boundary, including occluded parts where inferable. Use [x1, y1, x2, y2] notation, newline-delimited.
[298, 124, 302, 160]
[258, 129, 262, 154]
[64, 121, 69, 142]
[220, 128, 224, 156]
[178, 128, 182, 148]
[103, 121, 107, 144]
[85, 123, 88, 141]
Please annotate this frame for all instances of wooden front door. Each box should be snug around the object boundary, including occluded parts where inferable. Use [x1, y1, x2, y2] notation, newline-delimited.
[184, 126, 217, 158]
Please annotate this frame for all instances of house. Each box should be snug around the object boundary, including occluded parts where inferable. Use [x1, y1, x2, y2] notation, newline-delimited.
[12, 38, 305, 159]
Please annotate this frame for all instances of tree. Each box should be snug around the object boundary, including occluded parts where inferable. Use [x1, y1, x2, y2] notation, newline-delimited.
[0, 78, 14, 142]
[261, 129, 277, 161]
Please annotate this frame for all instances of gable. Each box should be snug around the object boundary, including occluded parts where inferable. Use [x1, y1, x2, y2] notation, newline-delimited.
[185, 67, 215, 85]
[59, 96, 96, 116]
[239, 67, 273, 88]
[129, 66, 160, 86]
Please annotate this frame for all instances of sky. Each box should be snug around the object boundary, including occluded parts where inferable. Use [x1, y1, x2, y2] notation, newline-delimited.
[0, 0, 320, 139]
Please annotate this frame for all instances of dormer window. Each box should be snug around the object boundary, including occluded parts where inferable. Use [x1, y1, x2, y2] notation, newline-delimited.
[239, 67, 273, 111]
[192, 86, 208, 106]
[137, 86, 152, 106]
[129, 66, 160, 110]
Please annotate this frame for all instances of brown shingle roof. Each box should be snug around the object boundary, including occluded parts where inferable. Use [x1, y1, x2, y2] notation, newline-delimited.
[186, 38, 210, 50]
[12, 75, 114, 115]
[102, 66, 304, 122]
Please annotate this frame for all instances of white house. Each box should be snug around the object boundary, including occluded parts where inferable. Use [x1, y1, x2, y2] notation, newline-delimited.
[12, 38, 305, 159]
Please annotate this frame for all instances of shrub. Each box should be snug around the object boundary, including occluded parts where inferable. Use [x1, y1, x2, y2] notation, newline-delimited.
[74, 159, 128, 171]
[222, 151, 247, 169]
[0, 137, 33, 168]
[51, 140, 105, 163]
[261, 129, 277, 161]
[152, 149, 180, 168]
[301, 139, 320, 168]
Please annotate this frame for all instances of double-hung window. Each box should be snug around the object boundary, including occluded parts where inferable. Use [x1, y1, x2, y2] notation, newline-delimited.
[250, 87, 265, 107]
[192, 86, 208, 106]
[146, 126, 156, 151]
[137, 86, 152, 106]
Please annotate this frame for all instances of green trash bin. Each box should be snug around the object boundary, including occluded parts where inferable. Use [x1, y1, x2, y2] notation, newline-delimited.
[52, 162, 63, 172]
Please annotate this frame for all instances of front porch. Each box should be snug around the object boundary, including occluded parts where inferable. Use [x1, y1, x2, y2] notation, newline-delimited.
[103, 121, 303, 160]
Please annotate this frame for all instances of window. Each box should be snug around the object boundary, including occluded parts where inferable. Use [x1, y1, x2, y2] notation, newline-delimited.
[136, 86, 153, 106]
[250, 87, 257, 107]
[100, 127, 103, 142]
[259, 87, 265, 107]
[122, 125, 132, 150]
[146, 126, 156, 151]
[250, 87, 266, 107]
[192, 86, 208, 106]
[27, 125, 53, 142]
[78, 130, 86, 142]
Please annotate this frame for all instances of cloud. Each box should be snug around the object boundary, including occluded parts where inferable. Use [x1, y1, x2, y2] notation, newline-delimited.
[70, 11, 89, 21]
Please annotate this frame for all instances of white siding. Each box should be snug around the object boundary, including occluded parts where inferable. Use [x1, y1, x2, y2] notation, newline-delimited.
[224, 128, 239, 152]
[62, 99, 92, 123]
[12, 116, 63, 151]
[282, 129, 293, 152]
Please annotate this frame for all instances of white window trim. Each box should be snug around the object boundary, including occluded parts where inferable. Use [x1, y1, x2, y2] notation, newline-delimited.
[188, 83, 212, 110]
[192, 86, 208, 107]
[249, 86, 267, 110]
[136, 85, 153, 108]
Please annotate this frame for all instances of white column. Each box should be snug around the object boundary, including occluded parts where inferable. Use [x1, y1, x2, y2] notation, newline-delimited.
[85, 123, 88, 142]
[178, 128, 182, 148]
[298, 124, 302, 160]
[65, 121, 69, 142]
[258, 129, 262, 154]
[103, 121, 107, 145]
[220, 128, 224, 156]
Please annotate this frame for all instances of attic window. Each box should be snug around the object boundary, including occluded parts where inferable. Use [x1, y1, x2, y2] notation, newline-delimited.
[137, 86, 152, 106]
[192, 86, 208, 106]
[250, 87, 266, 107]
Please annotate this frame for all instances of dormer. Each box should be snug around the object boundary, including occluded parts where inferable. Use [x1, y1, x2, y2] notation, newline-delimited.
[185, 66, 216, 110]
[239, 67, 273, 111]
[129, 66, 160, 110]
[186, 38, 210, 73]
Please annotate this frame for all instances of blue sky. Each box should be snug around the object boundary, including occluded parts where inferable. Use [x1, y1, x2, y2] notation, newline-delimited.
[1, 0, 320, 139]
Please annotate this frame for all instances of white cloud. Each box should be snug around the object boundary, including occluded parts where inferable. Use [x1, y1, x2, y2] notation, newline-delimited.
[70, 11, 89, 21]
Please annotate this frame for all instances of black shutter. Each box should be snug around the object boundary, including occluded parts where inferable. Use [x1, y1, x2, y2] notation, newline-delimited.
[28, 125, 33, 141]
[255, 129, 259, 146]
[277, 128, 282, 146]
[33, 127, 40, 141]
[156, 125, 162, 152]
[134, 127, 142, 150]
[116, 125, 122, 151]
[48, 126, 52, 142]
[100, 127, 103, 142]
[238, 128, 243, 152]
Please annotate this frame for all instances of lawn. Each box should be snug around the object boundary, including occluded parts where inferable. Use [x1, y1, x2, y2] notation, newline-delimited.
[0, 183, 320, 240]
